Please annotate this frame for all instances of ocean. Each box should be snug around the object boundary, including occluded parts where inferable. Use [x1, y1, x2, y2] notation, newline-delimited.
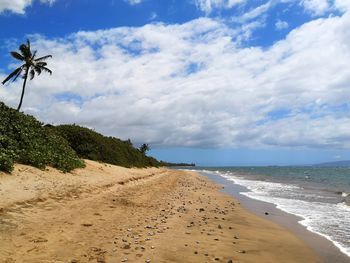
[188, 166, 350, 258]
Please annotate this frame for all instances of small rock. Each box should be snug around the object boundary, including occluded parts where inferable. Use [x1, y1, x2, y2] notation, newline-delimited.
[32, 237, 48, 243]
[265, 212, 269, 215]
[218, 224, 222, 229]
[123, 244, 131, 249]
[227, 260, 233, 263]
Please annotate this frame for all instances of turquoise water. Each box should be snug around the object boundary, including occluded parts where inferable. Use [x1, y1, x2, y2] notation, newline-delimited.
[189, 166, 350, 257]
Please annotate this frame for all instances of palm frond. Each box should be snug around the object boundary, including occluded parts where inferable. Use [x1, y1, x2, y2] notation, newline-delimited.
[19, 42, 32, 58]
[2, 67, 23, 85]
[10, 51, 24, 61]
[27, 39, 32, 57]
[30, 69, 35, 80]
[34, 55, 52, 62]
[34, 66, 42, 75]
[12, 68, 23, 82]
[36, 62, 47, 67]
[19, 44, 28, 58]
[31, 50, 37, 60]
[40, 66, 52, 75]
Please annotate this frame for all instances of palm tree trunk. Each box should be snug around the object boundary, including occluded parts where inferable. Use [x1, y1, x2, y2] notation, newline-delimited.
[17, 68, 29, 111]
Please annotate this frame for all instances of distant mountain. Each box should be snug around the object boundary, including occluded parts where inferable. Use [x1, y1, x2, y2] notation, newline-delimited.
[314, 160, 350, 167]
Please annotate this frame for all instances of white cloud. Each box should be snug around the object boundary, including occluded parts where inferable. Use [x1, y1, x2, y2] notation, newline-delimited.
[299, 0, 350, 16]
[236, 1, 272, 22]
[1, 12, 350, 149]
[229, 1, 271, 38]
[301, 0, 331, 16]
[194, 0, 245, 14]
[334, 0, 350, 12]
[0, 0, 55, 14]
[275, 19, 289, 30]
[40, 0, 55, 4]
[149, 12, 157, 20]
[125, 0, 143, 5]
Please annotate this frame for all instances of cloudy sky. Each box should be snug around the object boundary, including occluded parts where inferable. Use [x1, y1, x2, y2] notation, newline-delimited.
[1, 0, 350, 165]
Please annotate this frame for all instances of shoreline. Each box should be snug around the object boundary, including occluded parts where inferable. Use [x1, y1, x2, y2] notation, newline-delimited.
[198, 170, 350, 263]
[0, 161, 322, 262]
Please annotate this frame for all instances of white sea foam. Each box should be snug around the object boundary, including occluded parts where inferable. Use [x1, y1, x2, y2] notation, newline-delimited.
[201, 170, 350, 258]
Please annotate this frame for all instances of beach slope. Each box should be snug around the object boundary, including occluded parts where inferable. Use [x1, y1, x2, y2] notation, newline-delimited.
[0, 160, 320, 262]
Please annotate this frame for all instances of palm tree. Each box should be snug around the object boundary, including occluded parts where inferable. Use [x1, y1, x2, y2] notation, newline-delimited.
[139, 143, 150, 155]
[2, 39, 52, 111]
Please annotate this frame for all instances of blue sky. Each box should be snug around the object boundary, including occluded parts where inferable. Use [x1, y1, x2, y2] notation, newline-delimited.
[0, 0, 329, 67]
[1, 0, 350, 166]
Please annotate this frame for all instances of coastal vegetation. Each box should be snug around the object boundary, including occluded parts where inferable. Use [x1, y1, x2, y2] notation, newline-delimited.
[2, 40, 52, 111]
[160, 162, 196, 167]
[139, 143, 150, 154]
[51, 125, 161, 168]
[0, 102, 84, 173]
[0, 102, 163, 173]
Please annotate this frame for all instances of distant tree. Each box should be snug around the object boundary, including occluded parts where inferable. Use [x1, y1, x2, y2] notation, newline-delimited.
[2, 39, 52, 111]
[125, 139, 133, 147]
[139, 143, 150, 155]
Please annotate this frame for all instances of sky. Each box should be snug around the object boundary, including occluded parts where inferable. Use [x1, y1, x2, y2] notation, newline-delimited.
[1, 0, 350, 166]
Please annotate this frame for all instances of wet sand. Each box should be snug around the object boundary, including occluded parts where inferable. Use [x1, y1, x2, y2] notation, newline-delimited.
[200, 171, 350, 263]
[0, 161, 321, 262]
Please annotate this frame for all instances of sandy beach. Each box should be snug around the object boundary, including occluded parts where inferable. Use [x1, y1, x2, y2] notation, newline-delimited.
[0, 160, 321, 263]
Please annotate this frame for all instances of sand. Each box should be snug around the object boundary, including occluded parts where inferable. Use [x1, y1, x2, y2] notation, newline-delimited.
[0, 160, 321, 263]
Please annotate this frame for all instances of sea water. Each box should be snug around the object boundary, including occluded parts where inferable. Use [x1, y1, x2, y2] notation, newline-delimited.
[189, 166, 350, 258]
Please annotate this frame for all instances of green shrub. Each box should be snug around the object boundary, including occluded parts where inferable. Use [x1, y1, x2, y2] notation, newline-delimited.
[54, 124, 162, 168]
[0, 102, 84, 173]
[0, 151, 15, 172]
[0, 101, 162, 173]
